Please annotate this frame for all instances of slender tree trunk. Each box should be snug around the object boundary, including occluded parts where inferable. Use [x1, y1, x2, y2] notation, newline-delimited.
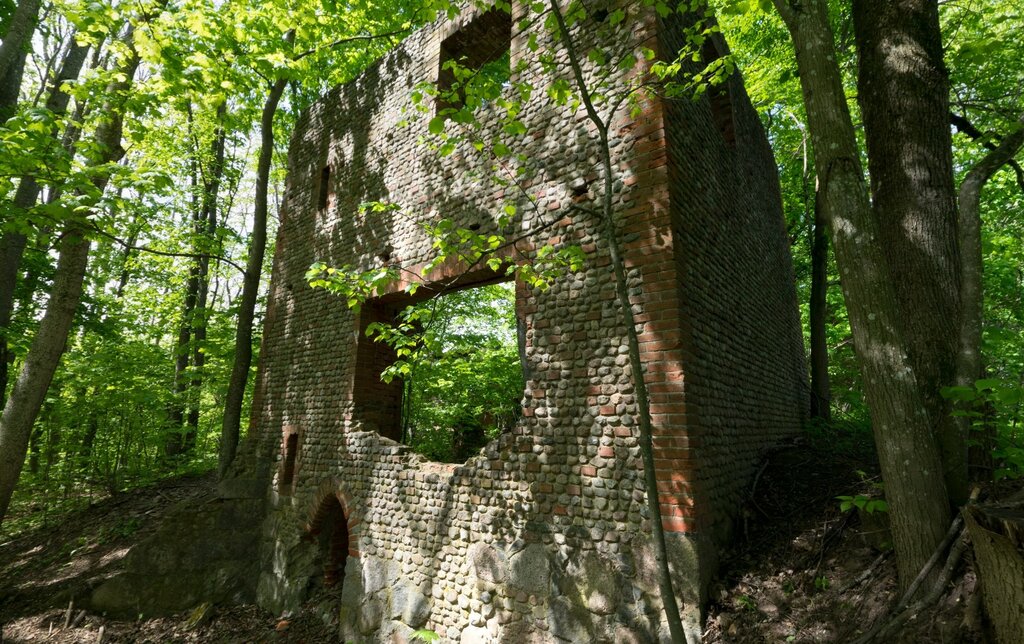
[853, 0, 966, 504]
[0, 0, 42, 86]
[0, 229, 92, 522]
[772, 0, 952, 591]
[0, 39, 90, 409]
[79, 411, 99, 474]
[0, 232, 27, 410]
[219, 75, 288, 476]
[956, 114, 1024, 396]
[183, 112, 227, 454]
[27, 423, 41, 475]
[0, 42, 138, 525]
[166, 263, 197, 458]
[166, 138, 203, 459]
[548, 3, 687, 641]
[114, 218, 143, 299]
[808, 189, 831, 422]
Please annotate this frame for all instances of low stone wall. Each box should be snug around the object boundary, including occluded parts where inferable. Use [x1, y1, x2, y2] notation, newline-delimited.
[254, 431, 711, 642]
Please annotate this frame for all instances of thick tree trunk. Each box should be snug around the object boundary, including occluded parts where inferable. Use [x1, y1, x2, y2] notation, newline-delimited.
[0, 48, 25, 121]
[853, 0, 966, 504]
[219, 77, 287, 477]
[772, 0, 952, 591]
[0, 44, 138, 526]
[809, 190, 830, 421]
[0, 0, 41, 87]
[963, 503, 1024, 643]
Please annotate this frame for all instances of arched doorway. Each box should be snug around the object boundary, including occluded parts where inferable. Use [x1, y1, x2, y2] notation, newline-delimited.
[308, 495, 349, 587]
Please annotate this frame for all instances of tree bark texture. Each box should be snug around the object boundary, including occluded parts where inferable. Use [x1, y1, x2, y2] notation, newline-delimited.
[809, 190, 830, 421]
[0, 0, 42, 86]
[772, 0, 952, 590]
[853, 0, 966, 504]
[0, 45, 138, 525]
[219, 76, 287, 477]
[963, 504, 1024, 643]
[0, 48, 25, 121]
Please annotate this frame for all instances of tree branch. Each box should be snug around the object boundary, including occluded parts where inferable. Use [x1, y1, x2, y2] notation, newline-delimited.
[951, 111, 1024, 192]
[88, 224, 247, 274]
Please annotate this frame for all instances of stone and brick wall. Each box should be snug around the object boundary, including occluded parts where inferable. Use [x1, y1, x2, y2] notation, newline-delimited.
[242, 2, 807, 641]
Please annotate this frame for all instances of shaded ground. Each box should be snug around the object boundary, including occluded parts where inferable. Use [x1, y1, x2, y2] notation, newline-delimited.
[0, 473, 333, 643]
[1, 446, 1015, 642]
[702, 440, 1009, 643]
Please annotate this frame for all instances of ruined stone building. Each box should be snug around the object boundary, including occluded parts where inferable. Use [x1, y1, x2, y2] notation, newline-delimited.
[92, 1, 807, 641]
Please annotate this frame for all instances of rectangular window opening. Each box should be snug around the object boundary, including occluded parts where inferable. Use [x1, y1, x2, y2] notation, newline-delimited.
[318, 165, 331, 211]
[436, 8, 512, 114]
[280, 432, 298, 493]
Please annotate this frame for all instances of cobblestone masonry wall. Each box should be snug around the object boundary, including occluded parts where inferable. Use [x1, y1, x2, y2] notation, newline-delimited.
[243, 2, 807, 642]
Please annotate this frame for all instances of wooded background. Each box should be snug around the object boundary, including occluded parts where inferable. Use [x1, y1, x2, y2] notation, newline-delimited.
[0, 1, 1021, 609]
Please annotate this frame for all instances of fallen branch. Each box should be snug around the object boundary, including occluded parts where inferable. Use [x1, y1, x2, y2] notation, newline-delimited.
[868, 527, 969, 642]
[838, 550, 890, 593]
[851, 513, 971, 643]
[897, 515, 964, 607]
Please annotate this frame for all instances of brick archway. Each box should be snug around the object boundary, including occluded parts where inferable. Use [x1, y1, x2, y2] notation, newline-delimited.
[305, 480, 361, 587]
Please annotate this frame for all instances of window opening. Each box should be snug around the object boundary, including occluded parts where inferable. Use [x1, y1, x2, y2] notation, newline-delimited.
[353, 280, 524, 463]
[317, 165, 331, 210]
[437, 8, 512, 113]
[280, 432, 298, 492]
[701, 39, 736, 147]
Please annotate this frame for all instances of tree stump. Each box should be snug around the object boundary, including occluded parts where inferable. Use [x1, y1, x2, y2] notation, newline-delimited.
[963, 503, 1024, 643]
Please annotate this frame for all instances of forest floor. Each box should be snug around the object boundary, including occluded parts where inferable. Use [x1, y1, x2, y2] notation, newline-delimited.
[0, 442, 1015, 643]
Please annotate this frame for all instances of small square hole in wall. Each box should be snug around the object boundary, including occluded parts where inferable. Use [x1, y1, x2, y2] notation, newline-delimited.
[436, 8, 512, 113]
[318, 165, 331, 211]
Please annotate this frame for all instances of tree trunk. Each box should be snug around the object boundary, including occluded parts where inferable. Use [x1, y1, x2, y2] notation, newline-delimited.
[0, 39, 90, 409]
[548, 3, 688, 641]
[956, 114, 1024, 408]
[219, 75, 287, 477]
[183, 111, 227, 454]
[0, 0, 42, 87]
[166, 262, 197, 458]
[809, 189, 831, 421]
[0, 47, 25, 122]
[963, 503, 1024, 643]
[772, 0, 952, 591]
[0, 43, 138, 526]
[0, 229, 91, 522]
[853, 0, 966, 504]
